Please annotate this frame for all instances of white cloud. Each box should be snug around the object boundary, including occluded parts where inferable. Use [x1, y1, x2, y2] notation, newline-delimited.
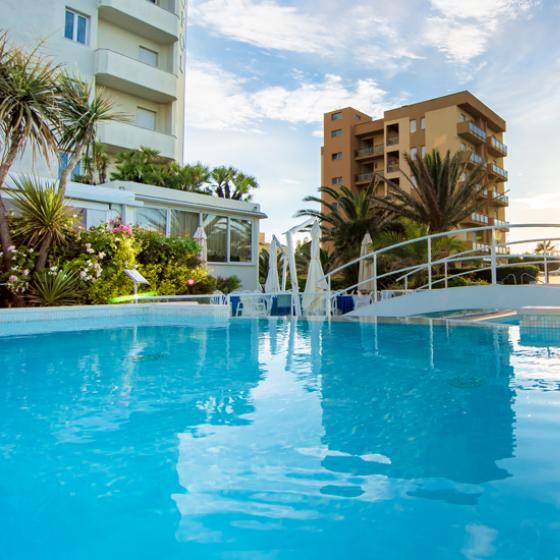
[424, 0, 539, 63]
[189, 0, 330, 54]
[190, 0, 420, 72]
[187, 61, 394, 131]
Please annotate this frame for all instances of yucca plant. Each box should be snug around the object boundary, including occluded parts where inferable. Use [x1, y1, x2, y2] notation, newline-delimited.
[29, 268, 80, 307]
[56, 74, 127, 195]
[373, 149, 490, 232]
[0, 33, 61, 269]
[9, 177, 75, 270]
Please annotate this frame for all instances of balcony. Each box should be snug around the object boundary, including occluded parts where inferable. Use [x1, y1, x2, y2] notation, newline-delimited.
[355, 145, 384, 159]
[386, 162, 399, 173]
[487, 162, 508, 182]
[355, 172, 374, 184]
[97, 121, 176, 160]
[457, 121, 487, 144]
[98, 0, 179, 43]
[491, 191, 509, 206]
[386, 136, 399, 146]
[487, 136, 508, 157]
[494, 219, 510, 230]
[473, 242, 490, 252]
[95, 49, 177, 103]
[469, 212, 489, 225]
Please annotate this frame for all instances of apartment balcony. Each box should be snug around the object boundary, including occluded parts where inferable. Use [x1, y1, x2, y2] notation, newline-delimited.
[97, 121, 176, 160]
[487, 162, 508, 182]
[355, 172, 374, 184]
[386, 162, 399, 173]
[386, 135, 399, 146]
[95, 49, 177, 103]
[355, 145, 384, 159]
[487, 136, 508, 157]
[472, 242, 490, 252]
[493, 218, 510, 230]
[468, 212, 489, 225]
[457, 121, 487, 144]
[491, 191, 509, 206]
[98, 0, 179, 43]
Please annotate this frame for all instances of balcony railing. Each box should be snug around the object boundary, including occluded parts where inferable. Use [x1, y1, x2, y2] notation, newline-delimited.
[386, 136, 399, 146]
[471, 212, 489, 224]
[386, 163, 399, 173]
[470, 152, 485, 165]
[488, 136, 508, 156]
[492, 191, 509, 205]
[489, 162, 508, 181]
[494, 219, 509, 229]
[355, 145, 384, 158]
[356, 173, 373, 183]
[473, 242, 490, 252]
[457, 121, 486, 143]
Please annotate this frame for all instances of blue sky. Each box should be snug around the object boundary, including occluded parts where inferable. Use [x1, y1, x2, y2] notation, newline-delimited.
[184, 0, 560, 242]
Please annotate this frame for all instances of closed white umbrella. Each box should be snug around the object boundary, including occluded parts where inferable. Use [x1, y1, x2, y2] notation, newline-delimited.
[358, 232, 375, 294]
[264, 235, 281, 293]
[193, 225, 207, 266]
[303, 221, 328, 316]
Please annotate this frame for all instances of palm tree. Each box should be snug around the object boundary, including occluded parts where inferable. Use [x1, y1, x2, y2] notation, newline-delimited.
[210, 166, 236, 198]
[373, 149, 490, 232]
[57, 74, 126, 195]
[535, 240, 557, 255]
[297, 183, 394, 255]
[230, 172, 259, 201]
[9, 177, 75, 271]
[0, 33, 60, 268]
[208, 167, 259, 201]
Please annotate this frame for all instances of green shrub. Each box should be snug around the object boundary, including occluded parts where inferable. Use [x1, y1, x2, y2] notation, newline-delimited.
[135, 228, 199, 267]
[29, 268, 81, 307]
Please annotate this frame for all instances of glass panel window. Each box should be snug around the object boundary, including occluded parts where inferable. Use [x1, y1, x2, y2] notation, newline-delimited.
[331, 112, 342, 121]
[64, 9, 89, 44]
[139, 46, 158, 67]
[229, 219, 252, 262]
[331, 129, 342, 138]
[421, 145, 427, 158]
[420, 117, 426, 129]
[331, 152, 342, 161]
[204, 214, 227, 262]
[410, 119, 416, 133]
[136, 107, 156, 130]
[86, 209, 108, 229]
[136, 207, 167, 233]
[170, 209, 198, 237]
[410, 147, 418, 160]
[331, 176, 342, 185]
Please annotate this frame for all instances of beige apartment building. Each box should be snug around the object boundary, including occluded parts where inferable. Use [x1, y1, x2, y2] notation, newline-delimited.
[321, 91, 509, 251]
[3, 0, 186, 176]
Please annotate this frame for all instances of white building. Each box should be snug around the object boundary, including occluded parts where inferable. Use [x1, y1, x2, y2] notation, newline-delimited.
[4, 0, 186, 170]
[3, 0, 267, 289]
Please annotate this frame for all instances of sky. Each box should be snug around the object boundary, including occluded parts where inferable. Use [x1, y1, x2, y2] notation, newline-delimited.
[183, 0, 560, 244]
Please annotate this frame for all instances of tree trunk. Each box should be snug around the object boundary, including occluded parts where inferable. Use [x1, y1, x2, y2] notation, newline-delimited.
[35, 233, 52, 273]
[58, 142, 85, 196]
[0, 129, 24, 271]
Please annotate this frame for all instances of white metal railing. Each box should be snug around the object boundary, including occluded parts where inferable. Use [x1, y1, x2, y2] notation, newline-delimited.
[471, 212, 489, 224]
[321, 224, 560, 317]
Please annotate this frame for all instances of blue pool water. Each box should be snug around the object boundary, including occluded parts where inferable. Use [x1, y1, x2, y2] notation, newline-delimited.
[1, 319, 560, 559]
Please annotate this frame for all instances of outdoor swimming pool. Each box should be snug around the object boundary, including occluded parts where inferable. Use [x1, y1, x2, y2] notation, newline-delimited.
[1, 318, 560, 558]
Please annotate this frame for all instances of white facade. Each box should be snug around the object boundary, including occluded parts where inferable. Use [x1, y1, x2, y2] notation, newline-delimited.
[3, 0, 186, 174]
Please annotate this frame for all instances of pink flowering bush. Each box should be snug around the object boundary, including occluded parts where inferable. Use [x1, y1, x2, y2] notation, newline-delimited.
[0, 246, 36, 295]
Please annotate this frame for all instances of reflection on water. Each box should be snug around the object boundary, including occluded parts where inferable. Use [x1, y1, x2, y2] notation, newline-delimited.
[2, 319, 560, 558]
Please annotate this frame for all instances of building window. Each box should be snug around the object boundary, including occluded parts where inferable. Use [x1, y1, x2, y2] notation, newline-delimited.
[64, 9, 89, 45]
[410, 119, 416, 133]
[136, 107, 157, 130]
[170, 209, 198, 237]
[136, 207, 167, 233]
[331, 112, 342, 121]
[421, 145, 427, 158]
[229, 218, 252, 262]
[204, 214, 228, 262]
[331, 129, 342, 138]
[355, 114, 361, 120]
[139, 46, 158, 67]
[459, 112, 466, 122]
[58, 152, 81, 180]
[410, 147, 418, 160]
[420, 117, 426, 129]
[331, 152, 342, 161]
[331, 177, 343, 185]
